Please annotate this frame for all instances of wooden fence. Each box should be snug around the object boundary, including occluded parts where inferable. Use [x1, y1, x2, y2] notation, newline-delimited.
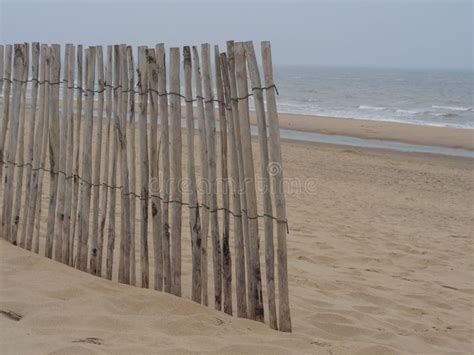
[0, 41, 291, 332]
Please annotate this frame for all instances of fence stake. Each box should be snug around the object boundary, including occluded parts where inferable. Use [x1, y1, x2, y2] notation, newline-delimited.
[156, 43, 171, 293]
[70, 45, 83, 265]
[0, 45, 13, 183]
[201, 43, 222, 310]
[1, 44, 26, 242]
[20, 42, 40, 249]
[244, 41, 278, 330]
[192, 46, 209, 306]
[261, 41, 292, 332]
[54, 43, 70, 261]
[11, 43, 29, 245]
[33, 46, 52, 255]
[220, 52, 247, 318]
[138, 45, 150, 288]
[147, 48, 163, 291]
[90, 45, 105, 274]
[106, 45, 120, 280]
[62, 44, 76, 264]
[127, 45, 137, 285]
[234, 42, 264, 322]
[184, 46, 201, 303]
[169, 47, 182, 296]
[215, 46, 232, 315]
[45, 44, 61, 259]
[226, 40, 252, 318]
[77, 46, 96, 271]
[25, 44, 47, 251]
[0, 44, 4, 96]
[117, 44, 132, 285]
[98, 45, 113, 276]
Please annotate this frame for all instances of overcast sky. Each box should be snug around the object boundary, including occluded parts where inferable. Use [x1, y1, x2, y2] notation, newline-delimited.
[1, 0, 472, 70]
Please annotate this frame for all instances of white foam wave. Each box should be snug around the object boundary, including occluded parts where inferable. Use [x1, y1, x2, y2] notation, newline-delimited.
[432, 105, 472, 112]
[358, 105, 387, 111]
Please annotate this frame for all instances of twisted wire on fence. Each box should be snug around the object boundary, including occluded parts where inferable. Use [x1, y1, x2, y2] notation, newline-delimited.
[0, 158, 289, 231]
[1, 77, 279, 103]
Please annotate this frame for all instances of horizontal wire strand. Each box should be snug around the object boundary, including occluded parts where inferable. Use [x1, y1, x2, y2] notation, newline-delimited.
[0, 159, 289, 232]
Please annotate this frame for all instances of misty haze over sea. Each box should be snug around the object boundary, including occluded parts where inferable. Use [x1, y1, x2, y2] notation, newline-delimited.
[271, 66, 473, 129]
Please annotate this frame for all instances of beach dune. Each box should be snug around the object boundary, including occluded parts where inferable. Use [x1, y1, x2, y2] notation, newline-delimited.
[1, 132, 473, 354]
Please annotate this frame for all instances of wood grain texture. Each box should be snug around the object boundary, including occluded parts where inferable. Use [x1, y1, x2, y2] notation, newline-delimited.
[234, 42, 264, 322]
[25, 44, 48, 252]
[20, 42, 40, 249]
[0, 45, 13, 183]
[220, 52, 247, 318]
[201, 43, 222, 311]
[2, 44, 26, 242]
[90, 45, 105, 275]
[10, 43, 29, 245]
[98, 45, 113, 277]
[156, 43, 171, 293]
[261, 41, 292, 332]
[184, 46, 201, 303]
[126, 45, 137, 285]
[62, 44, 76, 264]
[244, 41, 277, 330]
[147, 48, 163, 291]
[226, 40, 251, 317]
[192, 46, 209, 306]
[169, 47, 182, 297]
[45, 44, 61, 259]
[138, 46, 150, 288]
[214, 45, 232, 316]
[76, 46, 96, 271]
[117, 44, 132, 285]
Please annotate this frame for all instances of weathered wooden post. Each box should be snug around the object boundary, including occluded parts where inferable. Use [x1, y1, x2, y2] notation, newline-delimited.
[147, 48, 163, 291]
[192, 46, 209, 306]
[201, 43, 222, 311]
[234, 42, 264, 322]
[45, 44, 61, 258]
[215, 46, 232, 315]
[126, 45, 137, 285]
[106, 45, 120, 280]
[10, 42, 29, 245]
[20, 42, 40, 249]
[90, 45, 105, 275]
[138, 45, 150, 288]
[1, 44, 26, 242]
[33, 46, 52, 255]
[184, 46, 202, 303]
[62, 44, 76, 264]
[76, 46, 96, 271]
[261, 41, 292, 332]
[156, 43, 171, 293]
[54, 43, 70, 260]
[25, 44, 48, 252]
[0, 45, 13, 183]
[118, 44, 132, 285]
[169, 47, 182, 296]
[98, 45, 113, 276]
[220, 52, 247, 318]
[244, 41, 278, 330]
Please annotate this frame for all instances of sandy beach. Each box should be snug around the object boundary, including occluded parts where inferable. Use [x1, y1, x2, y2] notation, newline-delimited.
[1, 113, 473, 354]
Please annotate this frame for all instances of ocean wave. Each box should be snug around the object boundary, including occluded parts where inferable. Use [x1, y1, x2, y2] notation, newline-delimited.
[395, 109, 423, 114]
[358, 105, 387, 111]
[432, 105, 472, 112]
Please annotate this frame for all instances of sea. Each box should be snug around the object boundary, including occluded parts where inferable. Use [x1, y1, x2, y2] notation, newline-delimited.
[266, 66, 473, 129]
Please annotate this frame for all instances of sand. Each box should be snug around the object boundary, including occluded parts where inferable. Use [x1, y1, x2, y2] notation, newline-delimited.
[0, 111, 473, 354]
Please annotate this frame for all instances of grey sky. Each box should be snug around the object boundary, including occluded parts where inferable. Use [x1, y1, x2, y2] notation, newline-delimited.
[1, 0, 472, 70]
